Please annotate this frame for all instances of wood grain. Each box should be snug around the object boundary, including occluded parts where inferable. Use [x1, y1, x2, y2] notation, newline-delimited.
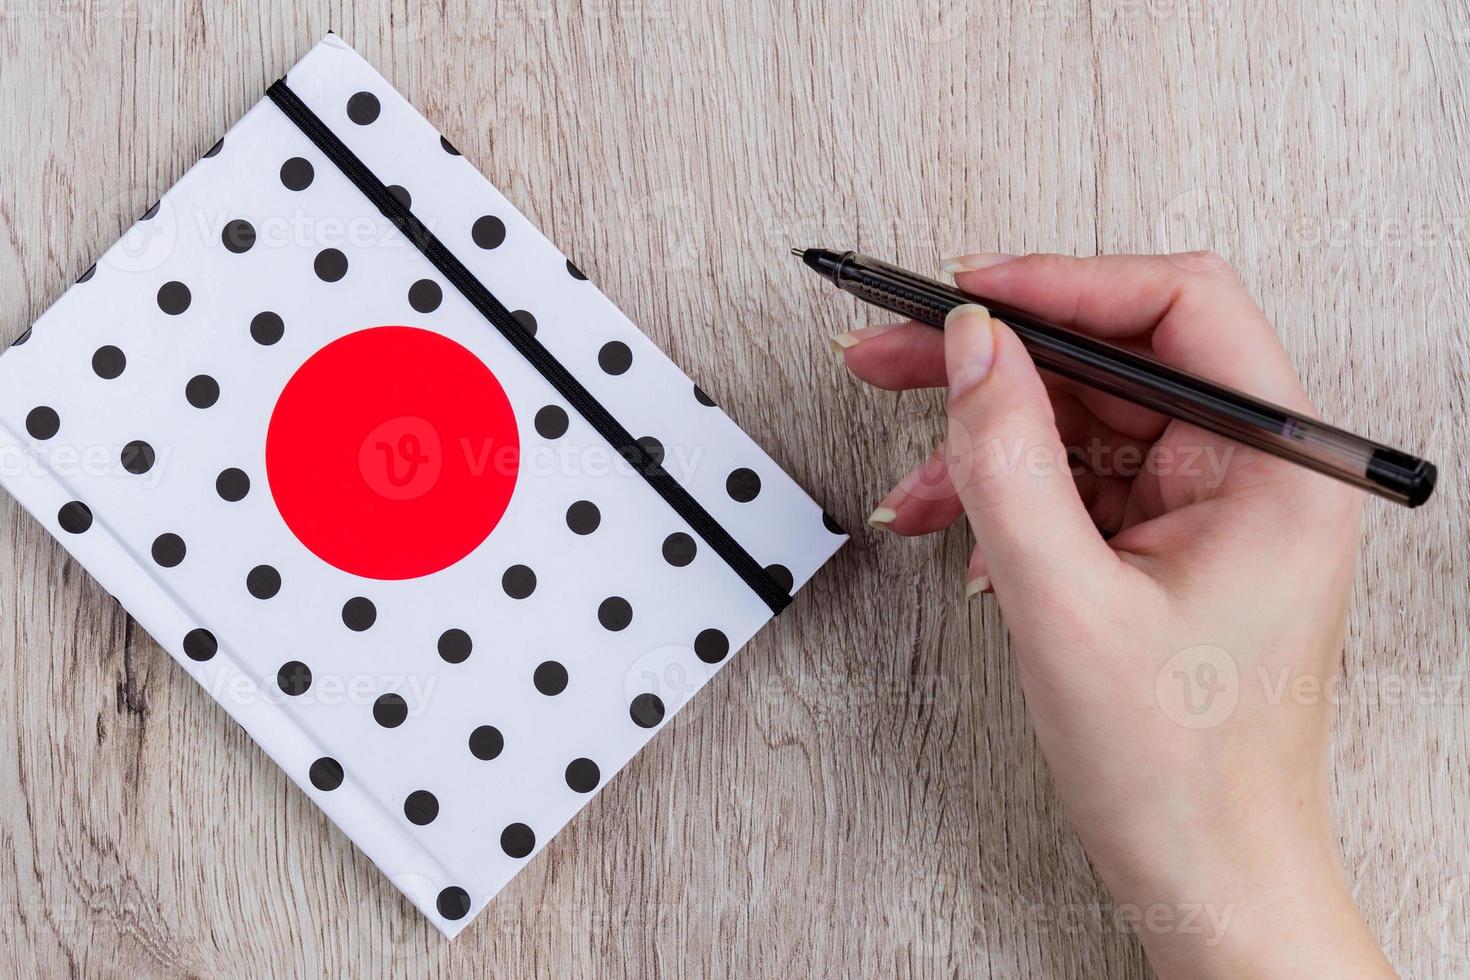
[1, 1, 1467, 976]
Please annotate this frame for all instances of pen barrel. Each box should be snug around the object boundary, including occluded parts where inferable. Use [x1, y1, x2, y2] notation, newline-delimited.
[824, 252, 1436, 507]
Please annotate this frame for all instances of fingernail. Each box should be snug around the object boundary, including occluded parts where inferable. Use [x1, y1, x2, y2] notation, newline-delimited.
[830, 322, 905, 354]
[867, 506, 897, 530]
[965, 575, 990, 600]
[941, 252, 1019, 275]
[944, 304, 995, 399]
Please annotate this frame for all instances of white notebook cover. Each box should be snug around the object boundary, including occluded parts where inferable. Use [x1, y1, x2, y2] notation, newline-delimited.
[0, 35, 844, 937]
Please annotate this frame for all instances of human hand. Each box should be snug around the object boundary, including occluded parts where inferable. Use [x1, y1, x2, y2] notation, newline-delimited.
[834, 252, 1394, 978]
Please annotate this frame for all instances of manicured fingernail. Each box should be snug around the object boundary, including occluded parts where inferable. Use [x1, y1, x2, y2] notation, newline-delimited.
[830, 322, 905, 355]
[944, 305, 995, 399]
[867, 506, 897, 529]
[965, 575, 990, 600]
[941, 252, 1019, 275]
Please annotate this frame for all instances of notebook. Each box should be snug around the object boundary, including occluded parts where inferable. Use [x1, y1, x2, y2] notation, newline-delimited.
[0, 34, 844, 937]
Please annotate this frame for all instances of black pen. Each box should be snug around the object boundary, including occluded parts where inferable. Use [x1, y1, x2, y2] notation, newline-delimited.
[793, 248, 1437, 508]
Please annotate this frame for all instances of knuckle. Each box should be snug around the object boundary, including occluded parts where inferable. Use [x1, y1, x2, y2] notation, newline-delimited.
[948, 421, 1063, 497]
[1022, 252, 1073, 278]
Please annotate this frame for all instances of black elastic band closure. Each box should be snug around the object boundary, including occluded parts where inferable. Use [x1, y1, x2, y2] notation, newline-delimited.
[266, 80, 792, 614]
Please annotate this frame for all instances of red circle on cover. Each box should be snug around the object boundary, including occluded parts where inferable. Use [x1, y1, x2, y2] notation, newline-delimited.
[267, 326, 519, 580]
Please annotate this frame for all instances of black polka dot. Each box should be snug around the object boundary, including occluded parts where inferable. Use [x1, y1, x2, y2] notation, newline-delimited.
[280, 156, 314, 191]
[58, 501, 92, 534]
[183, 627, 217, 662]
[598, 341, 632, 375]
[566, 259, 587, 281]
[314, 248, 348, 282]
[346, 91, 381, 125]
[221, 218, 256, 253]
[472, 215, 506, 249]
[662, 532, 696, 566]
[694, 628, 730, 664]
[565, 758, 600, 793]
[140, 201, 160, 221]
[92, 345, 126, 379]
[404, 790, 438, 825]
[511, 310, 537, 336]
[250, 311, 284, 346]
[77, 264, 96, 283]
[186, 374, 220, 408]
[534, 405, 568, 439]
[565, 500, 600, 535]
[247, 564, 281, 600]
[437, 886, 470, 920]
[342, 597, 377, 631]
[693, 384, 716, 407]
[822, 511, 845, 534]
[216, 468, 250, 501]
[629, 693, 666, 729]
[635, 435, 664, 467]
[309, 757, 344, 791]
[121, 440, 155, 475]
[533, 660, 568, 696]
[277, 660, 312, 696]
[373, 693, 409, 728]
[440, 135, 461, 156]
[408, 279, 442, 313]
[500, 823, 535, 858]
[468, 725, 504, 760]
[502, 564, 536, 599]
[598, 596, 633, 631]
[726, 467, 761, 502]
[203, 138, 223, 158]
[438, 628, 472, 664]
[765, 564, 794, 592]
[25, 406, 59, 441]
[151, 533, 186, 568]
[157, 281, 191, 315]
[386, 184, 412, 210]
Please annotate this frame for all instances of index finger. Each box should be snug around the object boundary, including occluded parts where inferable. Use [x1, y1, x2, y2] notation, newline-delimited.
[947, 252, 1314, 413]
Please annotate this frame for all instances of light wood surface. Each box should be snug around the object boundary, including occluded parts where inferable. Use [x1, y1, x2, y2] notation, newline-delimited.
[2, 2, 1467, 976]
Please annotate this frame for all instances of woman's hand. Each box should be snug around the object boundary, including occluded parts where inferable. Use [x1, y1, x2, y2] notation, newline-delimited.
[835, 252, 1394, 978]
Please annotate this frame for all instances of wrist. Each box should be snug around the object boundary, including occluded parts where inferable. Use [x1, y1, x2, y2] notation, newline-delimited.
[1093, 826, 1393, 978]
[1133, 880, 1392, 979]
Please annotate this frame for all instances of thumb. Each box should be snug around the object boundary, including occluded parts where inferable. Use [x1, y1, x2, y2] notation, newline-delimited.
[943, 305, 1116, 598]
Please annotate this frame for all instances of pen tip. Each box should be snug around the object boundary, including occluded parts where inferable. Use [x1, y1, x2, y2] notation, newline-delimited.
[790, 248, 807, 258]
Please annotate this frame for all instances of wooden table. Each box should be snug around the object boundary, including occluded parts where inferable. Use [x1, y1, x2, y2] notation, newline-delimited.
[2, 3, 1466, 976]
